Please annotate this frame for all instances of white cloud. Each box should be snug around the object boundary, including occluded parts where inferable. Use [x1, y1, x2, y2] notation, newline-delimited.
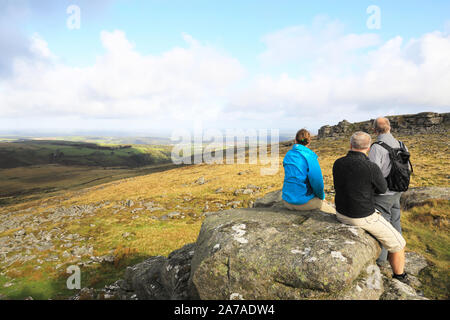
[0, 19, 449, 133]
[227, 29, 450, 129]
[29, 33, 56, 59]
[0, 30, 245, 125]
[258, 17, 381, 71]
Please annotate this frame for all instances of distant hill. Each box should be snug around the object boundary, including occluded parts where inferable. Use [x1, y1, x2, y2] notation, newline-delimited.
[0, 135, 174, 146]
[0, 140, 173, 169]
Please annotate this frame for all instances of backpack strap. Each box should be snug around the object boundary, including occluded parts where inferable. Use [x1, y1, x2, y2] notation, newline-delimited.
[371, 141, 393, 152]
[371, 141, 399, 170]
[397, 140, 413, 173]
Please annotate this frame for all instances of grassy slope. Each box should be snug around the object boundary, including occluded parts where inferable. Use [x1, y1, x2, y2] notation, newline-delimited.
[0, 140, 175, 205]
[0, 134, 448, 299]
[0, 163, 188, 206]
[401, 200, 450, 299]
[0, 140, 173, 169]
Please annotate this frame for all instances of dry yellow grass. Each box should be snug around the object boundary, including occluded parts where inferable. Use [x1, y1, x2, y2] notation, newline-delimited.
[0, 133, 448, 299]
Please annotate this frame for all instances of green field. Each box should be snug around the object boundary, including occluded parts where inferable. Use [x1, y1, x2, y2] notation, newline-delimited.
[0, 140, 173, 169]
[0, 139, 182, 206]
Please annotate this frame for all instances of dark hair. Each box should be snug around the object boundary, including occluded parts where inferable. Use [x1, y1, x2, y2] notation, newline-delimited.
[295, 129, 311, 146]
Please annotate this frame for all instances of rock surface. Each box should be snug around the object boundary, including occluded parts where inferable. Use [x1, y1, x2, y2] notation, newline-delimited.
[253, 190, 283, 208]
[400, 187, 450, 210]
[380, 278, 428, 300]
[122, 243, 195, 300]
[318, 112, 450, 138]
[71, 243, 195, 300]
[72, 191, 430, 300]
[189, 207, 381, 300]
[404, 252, 429, 276]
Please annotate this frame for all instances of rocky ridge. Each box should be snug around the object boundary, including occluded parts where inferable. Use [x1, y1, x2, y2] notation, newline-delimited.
[318, 112, 450, 138]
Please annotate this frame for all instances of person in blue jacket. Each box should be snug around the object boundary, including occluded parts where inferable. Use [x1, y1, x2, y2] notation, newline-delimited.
[282, 129, 335, 213]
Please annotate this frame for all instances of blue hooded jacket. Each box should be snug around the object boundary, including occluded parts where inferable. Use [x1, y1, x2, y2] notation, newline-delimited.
[282, 144, 325, 205]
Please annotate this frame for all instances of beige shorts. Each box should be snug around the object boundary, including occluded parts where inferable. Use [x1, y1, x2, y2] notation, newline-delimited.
[283, 198, 336, 214]
[336, 211, 406, 253]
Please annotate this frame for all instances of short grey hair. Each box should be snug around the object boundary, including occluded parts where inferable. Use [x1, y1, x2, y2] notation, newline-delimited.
[351, 131, 371, 150]
[373, 117, 391, 134]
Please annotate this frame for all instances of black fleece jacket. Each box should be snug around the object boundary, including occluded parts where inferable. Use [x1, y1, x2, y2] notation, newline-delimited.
[333, 151, 388, 218]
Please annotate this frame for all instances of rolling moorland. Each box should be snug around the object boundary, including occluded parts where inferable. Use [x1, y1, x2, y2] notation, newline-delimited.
[0, 133, 448, 300]
[0, 139, 174, 169]
[0, 140, 177, 206]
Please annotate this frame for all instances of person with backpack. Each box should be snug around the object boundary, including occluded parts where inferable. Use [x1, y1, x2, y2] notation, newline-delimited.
[333, 131, 408, 282]
[368, 117, 413, 267]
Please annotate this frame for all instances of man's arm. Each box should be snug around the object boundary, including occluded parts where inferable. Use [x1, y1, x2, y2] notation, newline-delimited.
[332, 161, 340, 193]
[307, 156, 325, 200]
[371, 163, 388, 194]
[368, 144, 383, 169]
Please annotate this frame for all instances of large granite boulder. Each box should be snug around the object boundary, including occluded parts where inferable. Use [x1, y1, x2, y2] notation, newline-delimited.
[188, 207, 383, 300]
[71, 191, 430, 300]
[380, 278, 428, 300]
[253, 190, 283, 208]
[404, 252, 429, 276]
[70, 243, 196, 300]
[123, 243, 195, 300]
[400, 187, 450, 210]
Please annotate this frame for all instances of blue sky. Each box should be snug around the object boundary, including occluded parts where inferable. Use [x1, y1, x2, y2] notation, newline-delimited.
[1, 0, 449, 134]
[22, 1, 450, 69]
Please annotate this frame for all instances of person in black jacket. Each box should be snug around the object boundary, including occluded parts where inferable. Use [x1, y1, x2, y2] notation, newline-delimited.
[333, 132, 408, 282]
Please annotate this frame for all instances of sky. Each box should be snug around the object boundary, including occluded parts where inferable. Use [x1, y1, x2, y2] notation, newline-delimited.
[0, 0, 449, 135]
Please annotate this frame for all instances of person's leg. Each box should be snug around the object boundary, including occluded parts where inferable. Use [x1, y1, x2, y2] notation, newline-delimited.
[388, 249, 405, 275]
[305, 197, 336, 214]
[390, 193, 402, 234]
[338, 211, 406, 276]
[284, 198, 336, 214]
[283, 198, 315, 211]
[319, 200, 336, 214]
[374, 195, 395, 263]
[283, 200, 313, 211]
[377, 247, 389, 264]
[387, 195, 405, 276]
